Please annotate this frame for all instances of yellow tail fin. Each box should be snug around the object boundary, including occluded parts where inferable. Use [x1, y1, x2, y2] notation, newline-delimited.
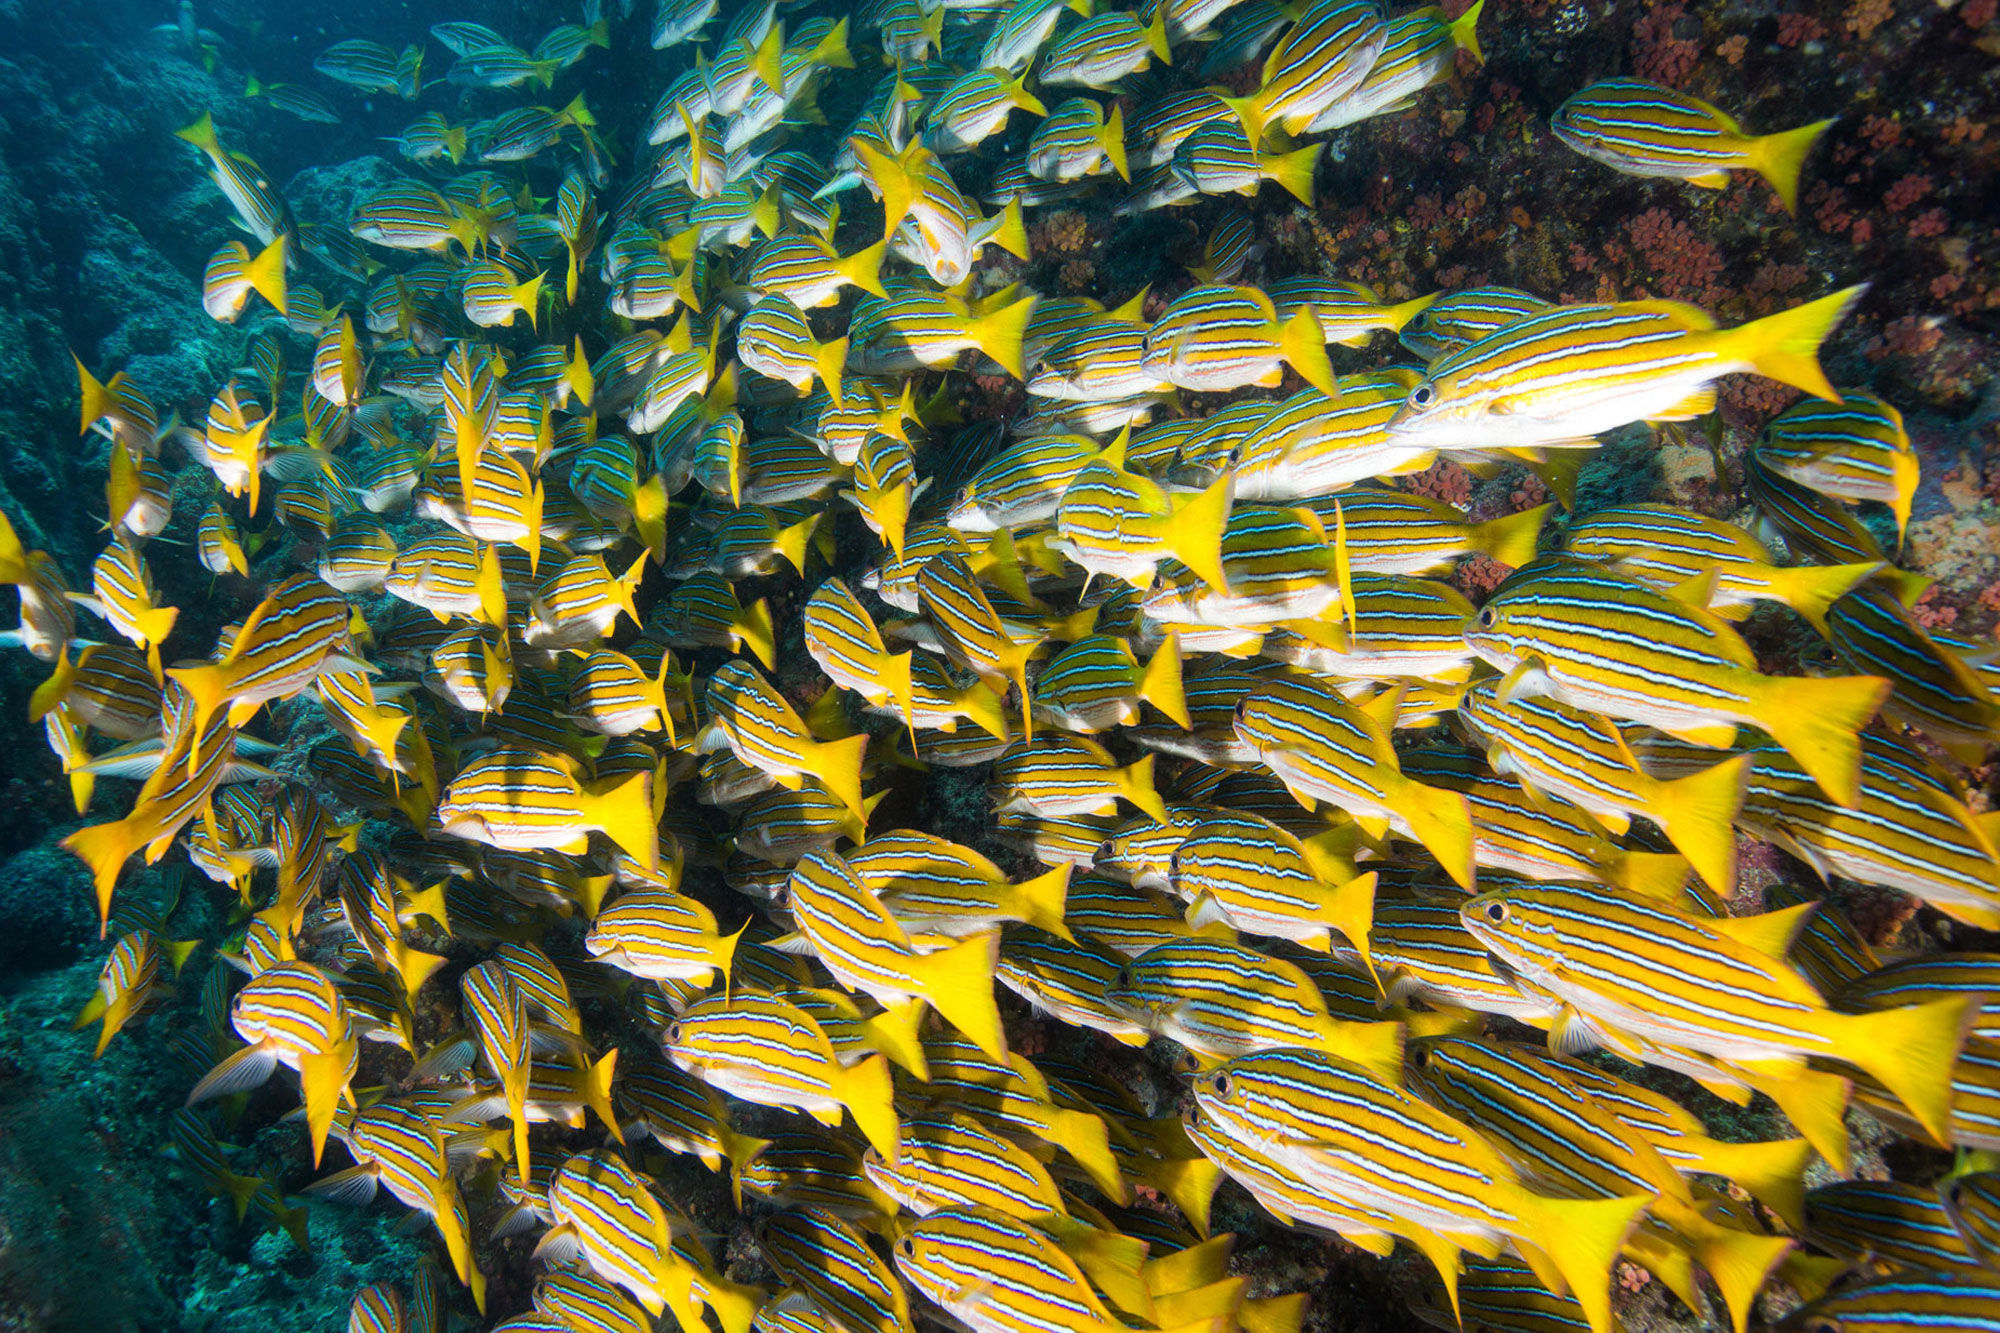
[1049, 1106, 1125, 1200]
[1138, 633, 1191, 728]
[915, 931, 1007, 1061]
[751, 21, 785, 93]
[1451, 0, 1485, 61]
[989, 198, 1030, 260]
[1166, 474, 1236, 594]
[1730, 285, 1867, 403]
[1395, 779, 1476, 891]
[837, 1051, 901, 1163]
[1520, 1192, 1651, 1333]
[1608, 849, 1692, 902]
[861, 997, 931, 1079]
[1319, 1018, 1405, 1087]
[585, 771, 659, 872]
[245, 235, 288, 315]
[959, 679, 1011, 741]
[1276, 306, 1336, 395]
[803, 732, 870, 817]
[1475, 503, 1551, 569]
[1240, 1292, 1309, 1333]
[1748, 117, 1835, 215]
[1837, 996, 1976, 1145]
[1685, 1217, 1793, 1333]
[1742, 1065, 1851, 1174]
[174, 109, 222, 155]
[64, 816, 146, 930]
[1145, 3, 1174, 61]
[1004, 864, 1073, 940]
[841, 239, 890, 298]
[733, 597, 777, 669]
[1103, 102, 1129, 182]
[1648, 753, 1748, 893]
[1267, 143, 1321, 205]
[1684, 1134, 1811, 1230]
[852, 138, 914, 243]
[1315, 871, 1378, 980]
[970, 294, 1037, 381]
[1753, 671, 1890, 805]
[1764, 560, 1882, 636]
[298, 1043, 355, 1169]
[1118, 752, 1172, 824]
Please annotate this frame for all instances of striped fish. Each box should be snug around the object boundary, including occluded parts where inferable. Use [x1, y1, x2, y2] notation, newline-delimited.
[784, 846, 1008, 1061]
[1739, 736, 2000, 931]
[994, 929, 1152, 1046]
[586, 887, 741, 985]
[202, 235, 288, 324]
[175, 113, 290, 247]
[1405, 1037, 1791, 1332]
[990, 734, 1172, 824]
[1226, 373, 1433, 500]
[525, 550, 643, 648]
[435, 747, 658, 869]
[917, 552, 1046, 739]
[926, 68, 1047, 156]
[1562, 503, 1882, 634]
[1464, 557, 1889, 805]
[1943, 1172, 2000, 1269]
[741, 235, 888, 311]
[1754, 389, 1917, 540]
[187, 961, 356, 1166]
[1806, 1179, 1982, 1276]
[169, 573, 352, 737]
[1742, 450, 1931, 603]
[460, 959, 537, 1178]
[1041, 8, 1173, 87]
[1171, 811, 1376, 962]
[1786, 1275, 2000, 1333]
[741, 294, 847, 398]
[948, 434, 1107, 532]
[315, 39, 420, 94]
[847, 830, 1072, 941]
[63, 683, 241, 925]
[1107, 936, 1403, 1078]
[664, 990, 901, 1163]
[620, 1050, 769, 1195]
[1140, 284, 1336, 396]
[700, 660, 869, 816]
[894, 1207, 1163, 1333]
[460, 258, 545, 329]
[659, 572, 777, 668]
[548, 1150, 759, 1333]
[1390, 287, 1865, 450]
[1460, 881, 1973, 1143]
[1552, 79, 1834, 213]
[1458, 677, 1746, 891]
[848, 288, 1037, 381]
[1028, 98, 1129, 184]
[1400, 286, 1555, 363]
[1233, 675, 1475, 888]
[1826, 583, 2000, 763]
[340, 1102, 484, 1303]
[1232, 0, 1388, 142]
[761, 1207, 914, 1333]
[1191, 1047, 1648, 1333]
[72, 928, 196, 1057]
[1304, 1, 1484, 131]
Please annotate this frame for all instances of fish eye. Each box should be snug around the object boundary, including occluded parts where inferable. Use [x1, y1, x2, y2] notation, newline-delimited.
[1476, 607, 1496, 628]
[898, 1237, 917, 1258]
[1482, 901, 1507, 925]
[1410, 1046, 1431, 1069]
[663, 1022, 683, 1045]
[1409, 384, 1436, 409]
[1210, 1074, 1231, 1097]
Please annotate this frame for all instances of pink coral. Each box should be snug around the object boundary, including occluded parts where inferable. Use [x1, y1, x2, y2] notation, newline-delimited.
[1632, 2, 1701, 84]
[1626, 208, 1727, 304]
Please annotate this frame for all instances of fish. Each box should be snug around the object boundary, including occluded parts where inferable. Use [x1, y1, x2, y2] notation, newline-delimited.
[1460, 881, 1975, 1143]
[585, 887, 743, 987]
[1552, 79, 1835, 213]
[1190, 1048, 1648, 1333]
[1140, 284, 1336, 396]
[1462, 557, 1890, 805]
[1040, 9, 1175, 88]
[1227, 0, 1389, 144]
[169, 573, 356, 737]
[436, 748, 659, 871]
[73, 928, 199, 1057]
[202, 236, 288, 322]
[1105, 937, 1404, 1078]
[1753, 388, 1918, 541]
[187, 960, 358, 1166]
[1389, 287, 1868, 450]
[175, 112, 291, 247]
[664, 990, 901, 1164]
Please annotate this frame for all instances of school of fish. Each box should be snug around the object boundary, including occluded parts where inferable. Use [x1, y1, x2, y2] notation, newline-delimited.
[7, 0, 2000, 1330]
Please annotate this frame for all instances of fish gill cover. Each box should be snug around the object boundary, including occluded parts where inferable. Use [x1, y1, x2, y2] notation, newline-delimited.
[0, 0, 1996, 1328]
